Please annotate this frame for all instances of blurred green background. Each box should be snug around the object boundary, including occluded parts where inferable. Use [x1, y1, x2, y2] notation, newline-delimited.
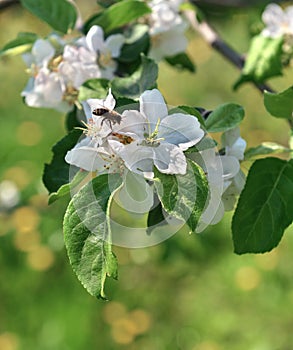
[1, 2, 293, 350]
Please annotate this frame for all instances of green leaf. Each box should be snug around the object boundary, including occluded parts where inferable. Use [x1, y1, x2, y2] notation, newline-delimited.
[43, 129, 82, 193]
[205, 103, 245, 133]
[234, 35, 283, 89]
[245, 142, 291, 160]
[112, 55, 158, 99]
[154, 159, 209, 233]
[165, 52, 196, 73]
[0, 32, 38, 56]
[119, 25, 150, 63]
[146, 195, 167, 235]
[20, 0, 77, 34]
[264, 86, 293, 119]
[48, 170, 88, 205]
[63, 174, 122, 299]
[84, 0, 151, 34]
[232, 158, 293, 254]
[78, 79, 110, 102]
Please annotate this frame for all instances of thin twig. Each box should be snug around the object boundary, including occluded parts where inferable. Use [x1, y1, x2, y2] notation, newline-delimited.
[184, 10, 274, 94]
[0, 0, 19, 11]
[185, 9, 293, 129]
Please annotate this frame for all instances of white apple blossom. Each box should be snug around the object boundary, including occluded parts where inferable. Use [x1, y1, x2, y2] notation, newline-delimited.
[85, 25, 124, 80]
[110, 89, 204, 179]
[21, 68, 71, 113]
[262, 3, 293, 38]
[187, 127, 246, 230]
[21, 26, 124, 112]
[65, 90, 117, 170]
[22, 38, 55, 69]
[147, 0, 188, 61]
[220, 127, 246, 211]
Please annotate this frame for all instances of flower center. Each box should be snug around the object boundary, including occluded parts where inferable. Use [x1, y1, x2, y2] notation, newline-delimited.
[98, 51, 113, 68]
[48, 55, 63, 72]
[142, 118, 164, 147]
[63, 84, 79, 105]
[77, 118, 102, 140]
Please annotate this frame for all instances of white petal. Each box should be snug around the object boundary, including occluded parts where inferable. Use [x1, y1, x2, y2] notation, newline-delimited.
[159, 113, 204, 150]
[114, 142, 155, 178]
[117, 172, 154, 213]
[32, 39, 55, 66]
[115, 110, 147, 139]
[87, 89, 116, 111]
[219, 155, 240, 180]
[140, 89, 168, 127]
[104, 88, 116, 110]
[226, 137, 246, 160]
[81, 101, 93, 121]
[149, 25, 188, 61]
[262, 4, 284, 27]
[86, 25, 105, 52]
[105, 34, 125, 58]
[154, 143, 187, 175]
[65, 139, 114, 172]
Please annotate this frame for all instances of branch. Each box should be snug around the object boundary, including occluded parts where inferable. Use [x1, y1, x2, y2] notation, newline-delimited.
[184, 10, 274, 94]
[184, 10, 293, 129]
[0, 0, 19, 11]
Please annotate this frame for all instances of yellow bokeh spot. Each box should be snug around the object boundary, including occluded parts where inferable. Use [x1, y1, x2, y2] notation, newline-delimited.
[11, 206, 40, 233]
[3, 167, 31, 189]
[103, 302, 127, 325]
[29, 194, 49, 208]
[16, 121, 43, 146]
[0, 332, 19, 350]
[128, 309, 151, 335]
[26, 246, 55, 271]
[111, 318, 136, 345]
[194, 340, 221, 350]
[235, 266, 261, 291]
[254, 250, 279, 270]
[13, 230, 40, 252]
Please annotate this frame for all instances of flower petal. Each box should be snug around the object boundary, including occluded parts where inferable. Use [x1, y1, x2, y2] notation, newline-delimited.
[115, 110, 147, 139]
[105, 34, 125, 58]
[159, 113, 204, 150]
[149, 25, 188, 61]
[86, 25, 105, 52]
[111, 141, 155, 178]
[262, 4, 284, 27]
[65, 138, 118, 172]
[117, 171, 154, 213]
[140, 89, 168, 127]
[32, 39, 55, 66]
[154, 143, 187, 175]
[219, 155, 240, 180]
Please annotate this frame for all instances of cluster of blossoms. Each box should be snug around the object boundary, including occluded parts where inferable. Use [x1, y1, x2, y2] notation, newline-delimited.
[189, 127, 246, 231]
[65, 88, 246, 230]
[146, 0, 188, 61]
[261, 3, 293, 38]
[21, 26, 124, 112]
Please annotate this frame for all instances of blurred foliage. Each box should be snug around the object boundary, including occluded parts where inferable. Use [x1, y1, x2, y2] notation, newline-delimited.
[0, 2, 293, 350]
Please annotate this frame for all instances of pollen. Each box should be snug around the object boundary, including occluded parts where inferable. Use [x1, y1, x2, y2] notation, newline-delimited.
[112, 132, 134, 145]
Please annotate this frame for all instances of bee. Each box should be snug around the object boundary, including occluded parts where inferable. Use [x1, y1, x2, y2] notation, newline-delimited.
[92, 107, 122, 129]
